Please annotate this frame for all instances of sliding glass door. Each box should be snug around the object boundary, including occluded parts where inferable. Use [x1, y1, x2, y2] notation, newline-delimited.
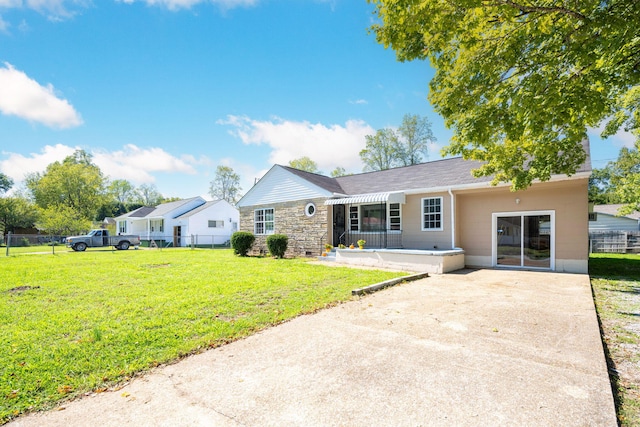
[494, 211, 554, 270]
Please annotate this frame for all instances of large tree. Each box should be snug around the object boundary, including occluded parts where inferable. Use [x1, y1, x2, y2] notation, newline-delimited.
[607, 141, 640, 215]
[0, 196, 39, 234]
[26, 150, 107, 220]
[368, 0, 640, 189]
[209, 166, 242, 205]
[135, 184, 164, 207]
[397, 114, 436, 165]
[36, 205, 92, 236]
[360, 128, 401, 171]
[288, 157, 321, 174]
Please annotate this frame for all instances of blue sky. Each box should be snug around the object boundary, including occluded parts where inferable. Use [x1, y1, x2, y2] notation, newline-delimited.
[0, 0, 631, 200]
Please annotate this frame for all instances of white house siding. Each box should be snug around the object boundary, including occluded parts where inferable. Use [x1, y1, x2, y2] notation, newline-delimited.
[238, 166, 333, 207]
[589, 214, 639, 232]
[175, 200, 240, 247]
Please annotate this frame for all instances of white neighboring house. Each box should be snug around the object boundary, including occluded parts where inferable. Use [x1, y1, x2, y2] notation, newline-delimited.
[115, 196, 239, 247]
[589, 204, 640, 232]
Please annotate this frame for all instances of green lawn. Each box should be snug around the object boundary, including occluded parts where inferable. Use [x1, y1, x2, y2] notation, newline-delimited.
[0, 249, 407, 423]
[590, 253, 640, 427]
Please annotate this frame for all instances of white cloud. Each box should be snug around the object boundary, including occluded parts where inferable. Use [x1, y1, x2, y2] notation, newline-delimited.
[0, 144, 201, 192]
[0, 143, 76, 183]
[116, 0, 258, 10]
[589, 123, 637, 149]
[93, 144, 198, 183]
[0, 63, 83, 128]
[219, 115, 374, 172]
[0, 15, 9, 33]
[349, 99, 368, 105]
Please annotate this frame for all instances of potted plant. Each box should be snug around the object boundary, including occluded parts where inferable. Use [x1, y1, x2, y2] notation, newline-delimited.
[349, 244, 355, 249]
[324, 243, 333, 254]
[357, 239, 366, 249]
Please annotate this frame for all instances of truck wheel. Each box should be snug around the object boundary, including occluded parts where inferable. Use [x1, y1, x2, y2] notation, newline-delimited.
[118, 241, 130, 250]
[74, 242, 87, 252]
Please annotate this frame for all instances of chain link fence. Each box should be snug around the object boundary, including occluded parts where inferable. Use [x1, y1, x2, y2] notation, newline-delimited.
[2, 233, 232, 255]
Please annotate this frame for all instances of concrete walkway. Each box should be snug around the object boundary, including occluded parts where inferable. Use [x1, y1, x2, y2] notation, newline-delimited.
[11, 269, 617, 426]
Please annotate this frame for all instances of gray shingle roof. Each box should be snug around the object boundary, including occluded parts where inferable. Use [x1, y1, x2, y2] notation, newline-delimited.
[282, 138, 592, 196]
[594, 204, 640, 220]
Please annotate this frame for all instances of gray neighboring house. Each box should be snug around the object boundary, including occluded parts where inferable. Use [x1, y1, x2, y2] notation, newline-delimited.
[589, 204, 640, 232]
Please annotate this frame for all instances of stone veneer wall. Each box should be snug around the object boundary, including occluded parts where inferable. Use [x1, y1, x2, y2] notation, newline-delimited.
[239, 198, 328, 257]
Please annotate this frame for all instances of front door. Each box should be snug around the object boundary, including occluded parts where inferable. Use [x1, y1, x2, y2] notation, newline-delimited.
[332, 205, 346, 246]
[173, 226, 181, 247]
[494, 211, 554, 270]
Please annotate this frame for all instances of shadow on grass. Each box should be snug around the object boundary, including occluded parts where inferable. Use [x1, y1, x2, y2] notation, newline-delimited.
[589, 256, 640, 281]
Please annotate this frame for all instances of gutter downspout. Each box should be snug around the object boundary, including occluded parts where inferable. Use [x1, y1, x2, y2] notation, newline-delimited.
[448, 188, 456, 249]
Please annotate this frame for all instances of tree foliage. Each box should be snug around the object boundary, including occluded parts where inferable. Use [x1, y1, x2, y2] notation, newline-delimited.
[36, 205, 92, 236]
[397, 114, 436, 165]
[209, 165, 242, 205]
[360, 128, 400, 171]
[26, 150, 107, 220]
[360, 114, 436, 171]
[368, 0, 640, 189]
[288, 157, 321, 174]
[0, 173, 13, 194]
[0, 196, 39, 234]
[607, 142, 640, 215]
[135, 184, 163, 207]
[330, 166, 348, 177]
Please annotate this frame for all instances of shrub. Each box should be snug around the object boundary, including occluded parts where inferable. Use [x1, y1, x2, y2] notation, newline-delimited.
[266, 234, 288, 259]
[231, 231, 255, 256]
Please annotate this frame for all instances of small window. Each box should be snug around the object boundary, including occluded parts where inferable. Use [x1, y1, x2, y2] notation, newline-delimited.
[389, 203, 401, 230]
[305, 202, 316, 217]
[422, 197, 443, 231]
[208, 220, 224, 228]
[349, 206, 359, 231]
[254, 208, 275, 235]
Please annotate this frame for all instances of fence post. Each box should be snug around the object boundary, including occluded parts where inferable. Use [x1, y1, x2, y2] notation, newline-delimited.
[6, 231, 11, 256]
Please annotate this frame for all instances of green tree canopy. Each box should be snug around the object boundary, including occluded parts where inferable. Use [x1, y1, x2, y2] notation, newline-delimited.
[0, 173, 13, 194]
[330, 166, 348, 177]
[209, 165, 242, 205]
[360, 128, 401, 171]
[607, 141, 640, 215]
[26, 150, 107, 220]
[108, 179, 137, 205]
[36, 205, 92, 236]
[135, 184, 163, 207]
[289, 157, 321, 174]
[368, 0, 640, 189]
[0, 196, 39, 234]
[397, 114, 436, 165]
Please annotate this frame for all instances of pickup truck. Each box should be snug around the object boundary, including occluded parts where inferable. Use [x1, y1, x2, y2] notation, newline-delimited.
[66, 229, 140, 251]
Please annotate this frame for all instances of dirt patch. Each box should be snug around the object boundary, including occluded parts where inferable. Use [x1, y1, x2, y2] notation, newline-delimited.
[7, 285, 41, 293]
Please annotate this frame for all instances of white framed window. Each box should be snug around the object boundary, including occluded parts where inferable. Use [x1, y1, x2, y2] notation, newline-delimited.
[208, 220, 224, 228]
[118, 221, 127, 234]
[254, 208, 275, 235]
[422, 197, 443, 231]
[389, 203, 401, 231]
[305, 202, 316, 217]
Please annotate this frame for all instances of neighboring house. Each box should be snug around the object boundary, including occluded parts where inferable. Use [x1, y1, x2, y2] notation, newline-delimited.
[237, 143, 592, 273]
[115, 197, 239, 247]
[589, 204, 640, 232]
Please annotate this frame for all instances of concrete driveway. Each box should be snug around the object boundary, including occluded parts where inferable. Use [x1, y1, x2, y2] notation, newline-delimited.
[11, 269, 616, 426]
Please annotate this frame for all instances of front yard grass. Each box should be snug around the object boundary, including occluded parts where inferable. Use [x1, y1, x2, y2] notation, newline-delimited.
[0, 249, 407, 423]
[590, 253, 640, 426]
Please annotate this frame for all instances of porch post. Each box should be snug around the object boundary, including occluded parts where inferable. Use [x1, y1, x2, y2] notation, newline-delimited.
[448, 188, 456, 249]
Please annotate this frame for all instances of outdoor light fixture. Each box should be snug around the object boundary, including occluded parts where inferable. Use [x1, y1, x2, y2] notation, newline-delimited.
[515, 198, 521, 204]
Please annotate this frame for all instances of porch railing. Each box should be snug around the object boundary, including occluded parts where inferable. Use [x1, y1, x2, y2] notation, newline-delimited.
[338, 230, 402, 249]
